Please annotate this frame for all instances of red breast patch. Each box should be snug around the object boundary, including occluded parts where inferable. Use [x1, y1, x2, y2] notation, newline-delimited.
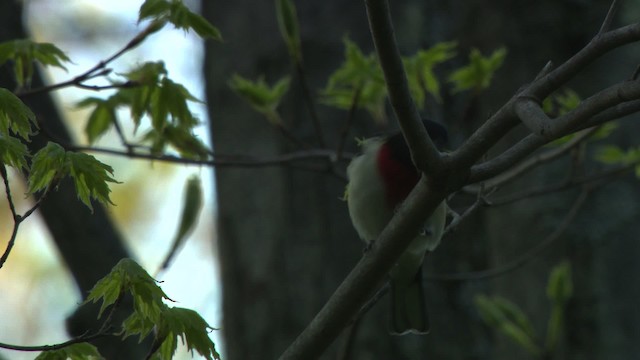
[376, 142, 420, 209]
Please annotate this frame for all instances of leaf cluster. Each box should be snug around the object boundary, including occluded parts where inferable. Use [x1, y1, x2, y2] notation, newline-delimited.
[71, 259, 221, 360]
[27, 142, 119, 211]
[138, 0, 222, 41]
[0, 40, 70, 88]
[77, 61, 210, 160]
[228, 74, 291, 125]
[0, 88, 36, 170]
[474, 261, 573, 358]
[321, 38, 505, 123]
[595, 144, 640, 177]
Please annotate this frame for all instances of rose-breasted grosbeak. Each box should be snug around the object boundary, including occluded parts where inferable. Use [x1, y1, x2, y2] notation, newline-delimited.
[346, 120, 447, 335]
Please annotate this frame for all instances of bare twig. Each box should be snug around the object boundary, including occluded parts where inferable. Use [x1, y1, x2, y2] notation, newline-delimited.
[74, 81, 139, 92]
[295, 62, 326, 147]
[490, 159, 638, 206]
[0, 332, 110, 352]
[17, 21, 164, 97]
[335, 86, 362, 162]
[427, 188, 590, 282]
[443, 195, 489, 234]
[0, 167, 45, 269]
[65, 145, 352, 168]
[276, 122, 310, 149]
[598, 0, 620, 35]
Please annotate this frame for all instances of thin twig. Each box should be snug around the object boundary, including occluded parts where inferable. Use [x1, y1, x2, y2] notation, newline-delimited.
[347, 283, 390, 328]
[466, 126, 601, 192]
[0, 166, 20, 269]
[17, 21, 164, 97]
[110, 117, 134, 153]
[74, 81, 139, 92]
[0, 332, 110, 352]
[426, 188, 590, 282]
[443, 195, 489, 234]
[598, 0, 620, 35]
[335, 86, 362, 162]
[66, 144, 352, 168]
[336, 319, 360, 360]
[0, 164, 48, 269]
[490, 159, 638, 206]
[295, 62, 326, 147]
[276, 122, 310, 149]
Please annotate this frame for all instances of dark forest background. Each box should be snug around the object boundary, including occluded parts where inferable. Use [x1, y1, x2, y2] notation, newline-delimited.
[1, 0, 639, 359]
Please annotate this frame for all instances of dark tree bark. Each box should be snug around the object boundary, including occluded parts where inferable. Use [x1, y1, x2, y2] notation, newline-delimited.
[204, 0, 640, 359]
[0, 2, 147, 358]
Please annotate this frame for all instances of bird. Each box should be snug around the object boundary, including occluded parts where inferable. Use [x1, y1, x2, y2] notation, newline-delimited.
[345, 119, 447, 335]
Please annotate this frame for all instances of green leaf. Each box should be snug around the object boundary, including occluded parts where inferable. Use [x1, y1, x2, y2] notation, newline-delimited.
[404, 41, 457, 104]
[0, 133, 29, 170]
[27, 142, 67, 194]
[153, 307, 220, 360]
[66, 152, 119, 211]
[77, 97, 117, 144]
[547, 261, 573, 304]
[545, 262, 573, 352]
[186, 11, 222, 40]
[35, 342, 103, 360]
[545, 304, 564, 353]
[87, 259, 170, 321]
[276, 0, 302, 61]
[161, 175, 203, 270]
[139, 0, 171, 21]
[0, 87, 37, 140]
[156, 78, 201, 128]
[86, 268, 125, 318]
[321, 38, 387, 122]
[122, 310, 158, 342]
[138, 0, 222, 41]
[492, 297, 537, 340]
[449, 47, 506, 93]
[595, 145, 640, 167]
[121, 61, 167, 85]
[31, 42, 71, 70]
[474, 295, 541, 355]
[163, 125, 210, 160]
[28, 143, 119, 210]
[229, 74, 290, 124]
[0, 40, 70, 87]
[542, 88, 582, 122]
[113, 61, 201, 134]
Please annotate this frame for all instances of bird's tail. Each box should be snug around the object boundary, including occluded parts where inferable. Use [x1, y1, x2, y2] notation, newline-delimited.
[389, 270, 429, 335]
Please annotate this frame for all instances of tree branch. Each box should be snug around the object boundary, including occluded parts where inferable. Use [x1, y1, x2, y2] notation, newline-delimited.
[466, 126, 600, 191]
[451, 22, 640, 178]
[279, 177, 447, 359]
[364, 0, 442, 173]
